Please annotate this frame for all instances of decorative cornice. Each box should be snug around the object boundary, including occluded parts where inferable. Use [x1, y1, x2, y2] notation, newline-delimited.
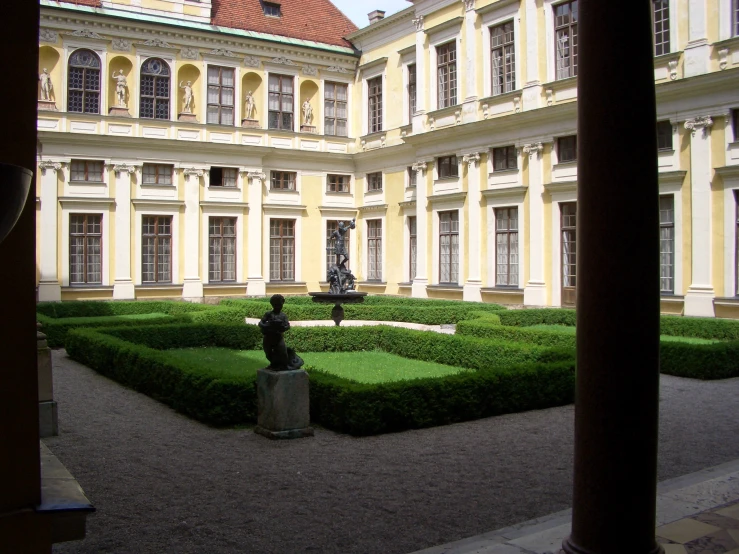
[358, 203, 388, 213]
[141, 38, 174, 49]
[412, 16, 424, 32]
[183, 168, 205, 180]
[271, 56, 297, 66]
[112, 38, 131, 51]
[399, 200, 417, 209]
[325, 65, 350, 73]
[718, 48, 729, 70]
[428, 192, 467, 205]
[112, 163, 138, 175]
[70, 29, 105, 40]
[244, 55, 261, 68]
[411, 161, 427, 173]
[38, 161, 63, 174]
[462, 152, 481, 167]
[684, 116, 713, 137]
[181, 47, 198, 60]
[523, 142, 544, 157]
[302, 64, 318, 76]
[209, 48, 238, 57]
[39, 28, 57, 43]
[482, 186, 527, 199]
[669, 59, 678, 80]
[246, 171, 267, 181]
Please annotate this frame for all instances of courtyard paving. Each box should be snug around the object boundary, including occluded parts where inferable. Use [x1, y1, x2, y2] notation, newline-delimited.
[46, 350, 739, 554]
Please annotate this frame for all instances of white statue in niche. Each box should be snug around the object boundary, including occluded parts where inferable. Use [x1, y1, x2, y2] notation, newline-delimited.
[302, 99, 313, 126]
[112, 70, 128, 108]
[180, 80, 194, 113]
[244, 90, 255, 119]
[39, 68, 53, 101]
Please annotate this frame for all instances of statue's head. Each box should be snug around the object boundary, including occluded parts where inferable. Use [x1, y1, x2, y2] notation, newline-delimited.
[43, 67, 48, 73]
[247, 90, 252, 95]
[187, 81, 192, 86]
[269, 294, 285, 311]
[338, 221, 345, 229]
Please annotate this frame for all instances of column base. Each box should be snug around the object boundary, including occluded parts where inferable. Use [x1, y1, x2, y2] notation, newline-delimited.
[683, 40, 709, 78]
[684, 286, 715, 317]
[411, 278, 428, 298]
[37, 281, 61, 302]
[523, 281, 547, 306]
[463, 281, 482, 302]
[182, 279, 204, 302]
[112, 280, 136, 300]
[247, 278, 266, 297]
[39, 400, 58, 438]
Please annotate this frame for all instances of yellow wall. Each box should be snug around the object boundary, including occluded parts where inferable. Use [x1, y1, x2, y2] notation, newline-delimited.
[679, 125, 692, 295]
[711, 118, 727, 296]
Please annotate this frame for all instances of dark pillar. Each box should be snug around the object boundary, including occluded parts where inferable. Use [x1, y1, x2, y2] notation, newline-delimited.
[562, 1, 661, 554]
[0, 2, 46, 553]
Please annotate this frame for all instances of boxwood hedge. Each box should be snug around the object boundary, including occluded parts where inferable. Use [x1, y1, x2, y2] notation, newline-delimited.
[65, 323, 575, 435]
[37, 300, 211, 319]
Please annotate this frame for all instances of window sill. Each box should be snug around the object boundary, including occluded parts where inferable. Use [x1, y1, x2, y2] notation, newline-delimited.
[326, 190, 351, 195]
[436, 176, 460, 182]
[359, 280, 386, 285]
[270, 188, 299, 193]
[141, 183, 175, 188]
[554, 161, 577, 169]
[657, 148, 675, 155]
[62, 285, 113, 291]
[208, 186, 241, 191]
[490, 168, 519, 176]
[482, 287, 523, 293]
[479, 88, 523, 106]
[543, 75, 578, 91]
[137, 283, 182, 290]
[69, 181, 106, 186]
[267, 281, 306, 286]
[429, 284, 462, 289]
[204, 282, 246, 288]
[365, 189, 383, 194]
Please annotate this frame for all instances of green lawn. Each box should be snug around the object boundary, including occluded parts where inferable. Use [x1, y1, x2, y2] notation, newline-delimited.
[166, 347, 471, 384]
[527, 324, 720, 344]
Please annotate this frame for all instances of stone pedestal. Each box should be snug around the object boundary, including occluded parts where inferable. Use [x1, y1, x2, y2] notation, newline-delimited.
[241, 118, 259, 128]
[37, 325, 58, 438]
[178, 112, 197, 122]
[108, 106, 131, 117]
[37, 100, 57, 112]
[300, 124, 317, 134]
[255, 368, 313, 439]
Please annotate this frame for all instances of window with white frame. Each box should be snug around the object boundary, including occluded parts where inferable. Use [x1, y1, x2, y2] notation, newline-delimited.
[140, 58, 171, 120]
[142, 215, 172, 283]
[408, 166, 417, 187]
[554, 0, 578, 80]
[270, 219, 295, 281]
[659, 195, 674, 294]
[269, 74, 294, 130]
[491, 22, 515, 95]
[68, 49, 101, 114]
[733, 109, 739, 141]
[409, 216, 417, 281]
[206, 66, 235, 125]
[368, 76, 383, 133]
[327, 174, 350, 193]
[408, 63, 417, 120]
[367, 172, 382, 192]
[142, 163, 173, 185]
[367, 219, 382, 280]
[69, 214, 102, 285]
[657, 121, 673, 150]
[493, 146, 517, 170]
[495, 207, 519, 286]
[70, 160, 104, 182]
[324, 82, 348, 137]
[271, 171, 296, 191]
[210, 167, 237, 187]
[439, 211, 459, 284]
[437, 41, 457, 108]
[208, 217, 236, 282]
[653, 0, 670, 56]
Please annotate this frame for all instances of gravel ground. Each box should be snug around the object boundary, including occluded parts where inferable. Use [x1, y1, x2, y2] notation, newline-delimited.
[47, 350, 739, 554]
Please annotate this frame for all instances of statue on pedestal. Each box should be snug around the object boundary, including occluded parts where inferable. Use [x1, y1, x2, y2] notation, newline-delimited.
[180, 80, 194, 113]
[328, 219, 357, 294]
[302, 99, 313, 126]
[244, 90, 255, 120]
[112, 70, 127, 108]
[258, 294, 304, 371]
[39, 68, 53, 101]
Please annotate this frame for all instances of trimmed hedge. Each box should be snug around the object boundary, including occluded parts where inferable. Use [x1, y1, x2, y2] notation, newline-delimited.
[222, 296, 506, 310]
[37, 300, 211, 319]
[659, 315, 739, 341]
[66, 323, 576, 434]
[497, 309, 577, 327]
[457, 320, 576, 349]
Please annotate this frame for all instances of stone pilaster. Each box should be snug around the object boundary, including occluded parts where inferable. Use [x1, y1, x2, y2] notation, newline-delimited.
[462, 0, 478, 123]
[684, 0, 709, 77]
[522, 0, 542, 108]
[37, 161, 62, 301]
[112, 164, 137, 300]
[463, 152, 483, 301]
[523, 143, 547, 306]
[684, 116, 715, 317]
[182, 168, 204, 300]
[412, 16, 427, 134]
[411, 161, 429, 298]
[246, 171, 266, 297]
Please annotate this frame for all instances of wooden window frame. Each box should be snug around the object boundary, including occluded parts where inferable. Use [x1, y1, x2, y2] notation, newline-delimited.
[558, 135, 577, 163]
[657, 120, 673, 151]
[408, 63, 417, 121]
[439, 210, 459, 284]
[367, 219, 383, 281]
[368, 76, 383, 134]
[67, 49, 101, 115]
[327, 174, 350, 193]
[324, 82, 348, 137]
[409, 216, 417, 281]
[408, 166, 417, 187]
[270, 170, 296, 191]
[495, 207, 519, 287]
[210, 167, 238, 188]
[659, 195, 675, 294]
[70, 160, 104, 182]
[437, 155, 459, 179]
[367, 172, 383, 192]
[262, 1, 281, 17]
[142, 163, 173, 186]
[554, 0, 579, 80]
[206, 65, 235, 126]
[493, 146, 518, 171]
[560, 202, 577, 306]
[142, 215, 173, 284]
[437, 41, 458, 109]
[491, 21, 516, 96]
[270, 219, 295, 281]
[268, 74, 294, 131]
[69, 213, 103, 285]
[208, 216, 237, 283]
[139, 57, 171, 120]
[653, 0, 671, 56]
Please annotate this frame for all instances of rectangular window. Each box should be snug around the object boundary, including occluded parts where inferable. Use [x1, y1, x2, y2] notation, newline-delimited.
[408, 166, 417, 187]
[493, 146, 518, 171]
[142, 215, 172, 283]
[367, 219, 382, 280]
[263, 1, 281, 17]
[558, 135, 577, 163]
[69, 214, 102, 285]
[368, 76, 383, 133]
[495, 207, 519, 286]
[735, 0, 739, 36]
[142, 164, 173, 185]
[327, 174, 350, 193]
[491, 21, 515, 95]
[206, 66, 234, 126]
[439, 211, 459, 284]
[270, 219, 295, 281]
[271, 171, 296, 191]
[555, 0, 579, 80]
[438, 155, 459, 179]
[324, 82, 348, 137]
[367, 172, 383, 192]
[437, 41, 457, 108]
[409, 216, 417, 281]
[208, 217, 236, 282]
[326, 220, 350, 273]
[659, 195, 675, 294]
[210, 167, 237, 187]
[70, 160, 103, 182]
[733, 109, 739, 141]
[653, 0, 670, 56]
[657, 120, 673, 150]
[561, 203, 577, 305]
[408, 63, 417, 121]
[268, 74, 294, 131]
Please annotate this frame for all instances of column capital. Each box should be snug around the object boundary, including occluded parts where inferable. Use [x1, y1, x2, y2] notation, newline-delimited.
[412, 15, 424, 32]
[684, 116, 713, 137]
[462, 152, 482, 167]
[247, 171, 267, 182]
[523, 142, 544, 158]
[183, 167, 205, 180]
[38, 160, 63, 175]
[411, 161, 427, 173]
[112, 163, 138, 176]
[462, 0, 475, 11]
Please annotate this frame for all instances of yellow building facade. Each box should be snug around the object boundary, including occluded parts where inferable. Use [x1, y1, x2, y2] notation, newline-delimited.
[36, 0, 739, 318]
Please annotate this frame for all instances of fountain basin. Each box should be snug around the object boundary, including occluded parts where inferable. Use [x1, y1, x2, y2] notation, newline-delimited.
[308, 291, 367, 326]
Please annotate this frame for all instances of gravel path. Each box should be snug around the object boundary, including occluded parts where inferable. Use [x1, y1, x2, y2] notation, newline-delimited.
[47, 350, 739, 554]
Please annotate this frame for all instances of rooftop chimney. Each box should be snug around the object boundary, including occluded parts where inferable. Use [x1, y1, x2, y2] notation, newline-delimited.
[368, 10, 385, 24]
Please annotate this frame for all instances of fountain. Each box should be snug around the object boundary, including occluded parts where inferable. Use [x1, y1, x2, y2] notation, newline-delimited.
[308, 218, 367, 325]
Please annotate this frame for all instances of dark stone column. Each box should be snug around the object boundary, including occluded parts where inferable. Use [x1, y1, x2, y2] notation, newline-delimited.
[562, 1, 662, 554]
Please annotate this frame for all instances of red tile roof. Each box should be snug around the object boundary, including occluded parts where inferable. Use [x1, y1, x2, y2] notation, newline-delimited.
[212, 0, 358, 48]
[61, 0, 102, 6]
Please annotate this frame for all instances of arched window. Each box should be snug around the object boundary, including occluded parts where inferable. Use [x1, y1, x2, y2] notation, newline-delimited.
[140, 58, 171, 119]
[67, 49, 101, 114]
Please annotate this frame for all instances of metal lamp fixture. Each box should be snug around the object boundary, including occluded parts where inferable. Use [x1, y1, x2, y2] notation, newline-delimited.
[0, 163, 33, 245]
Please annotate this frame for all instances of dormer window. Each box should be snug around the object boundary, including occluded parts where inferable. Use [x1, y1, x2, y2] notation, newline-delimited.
[263, 1, 281, 17]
